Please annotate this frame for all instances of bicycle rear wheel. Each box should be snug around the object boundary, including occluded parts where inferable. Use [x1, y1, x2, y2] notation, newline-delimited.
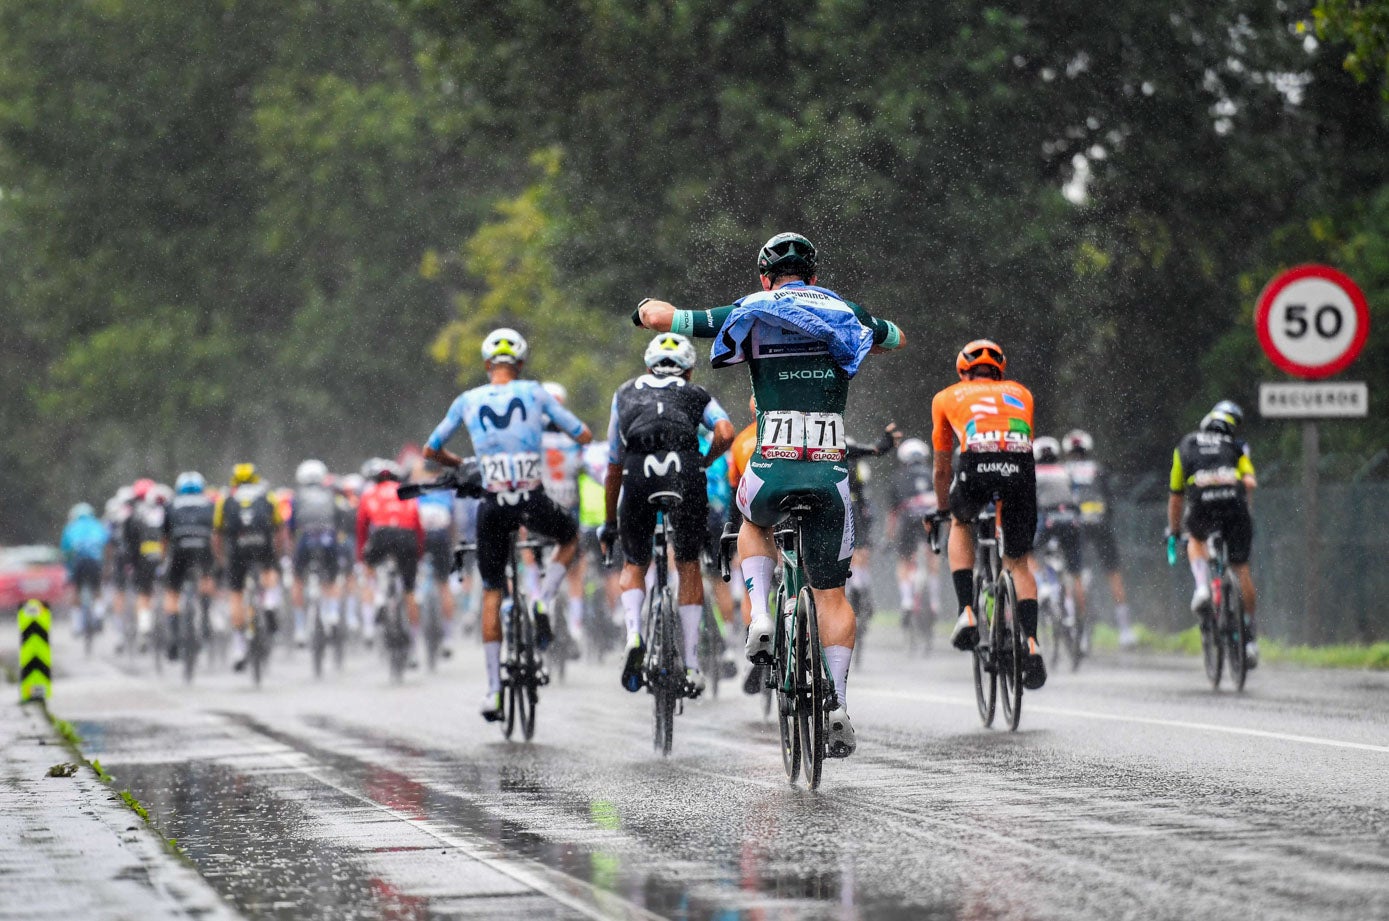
[1224, 574, 1248, 692]
[972, 586, 998, 728]
[1200, 602, 1223, 689]
[387, 604, 409, 683]
[424, 592, 443, 672]
[998, 575, 1023, 731]
[774, 589, 801, 782]
[250, 610, 265, 688]
[652, 596, 678, 756]
[795, 587, 827, 791]
[180, 593, 198, 684]
[310, 602, 326, 679]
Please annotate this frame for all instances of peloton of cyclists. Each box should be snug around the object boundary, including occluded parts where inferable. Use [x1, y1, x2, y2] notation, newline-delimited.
[635, 231, 906, 756]
[422, 328, 593, 722]
[931, 339, 1047, 691]
[1167, 400, 1259, 667]
[597, 332, 735, 697]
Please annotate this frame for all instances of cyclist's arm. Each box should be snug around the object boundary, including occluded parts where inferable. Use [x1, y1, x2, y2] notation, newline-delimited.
[847, 302, 905, 353]
[540, 386, 593, 445]
[424, 395, 468, 467]
[604, 463, 623, 526]
[702, 397, 734, 463]
[663, 304, 735, 337]
[930, 392, 954, 513]
[1167, 448, 1185, 534]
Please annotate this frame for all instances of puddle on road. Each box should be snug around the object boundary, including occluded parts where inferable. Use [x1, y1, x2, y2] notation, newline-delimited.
[77, 716, 962, 920]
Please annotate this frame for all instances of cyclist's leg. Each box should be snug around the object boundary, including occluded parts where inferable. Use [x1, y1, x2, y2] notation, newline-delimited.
[519, 494, 580, 649]
[388, 532, 421, 628]
[998, 471, 1045, 688]
[1184, 509, 1214, 614]
[946, 460, 987, 648]
[894, 522, 917, 615]
[795, 468, 854, 711]
[1062, 524, 1085, 621]
[474, 499, 515, 713]
[563, 518, 586, 642]
[734, 462, 778, 661]
[671, 479, 710, 674]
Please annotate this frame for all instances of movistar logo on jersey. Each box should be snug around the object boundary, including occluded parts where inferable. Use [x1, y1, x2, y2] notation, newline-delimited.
[478, 397, 527, 431]
[643, 452, 683, 477]
[635, 375, 685, 390]
[777, 369, 836, 380]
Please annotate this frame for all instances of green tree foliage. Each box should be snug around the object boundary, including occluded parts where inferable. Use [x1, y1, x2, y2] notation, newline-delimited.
[1314, 0, 1389, 92]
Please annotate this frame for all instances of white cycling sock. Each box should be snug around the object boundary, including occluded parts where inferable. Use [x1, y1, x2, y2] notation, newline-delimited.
[824, 645, 852, 710]
[523, 564, 541, 600]
[567, 595, 584, 635]
[621, 588, 645, 643]
[538, 561, 567, 607]
[679, 604, 702, 667]
[1190, 558, 1210, 594]
[264, 585, 283, 611]
[323, 598, 340, 627]
[1115, 603, 1132, 630]
[898, 578, 914, 611]
[741, 556, 775, 623]
[484, 641, 501, 694]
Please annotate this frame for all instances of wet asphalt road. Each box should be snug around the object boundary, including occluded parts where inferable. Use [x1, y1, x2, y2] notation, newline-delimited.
[34, 623, 1389, 921]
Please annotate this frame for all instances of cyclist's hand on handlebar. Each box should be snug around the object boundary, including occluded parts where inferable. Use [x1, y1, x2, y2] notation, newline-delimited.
[717, 523, 738, 583]
[926, 511, 951, 554]
[597, 522, 617, 567]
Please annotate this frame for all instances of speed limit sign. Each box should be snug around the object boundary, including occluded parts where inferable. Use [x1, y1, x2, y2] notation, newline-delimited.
[1256, 265, 1369, 379]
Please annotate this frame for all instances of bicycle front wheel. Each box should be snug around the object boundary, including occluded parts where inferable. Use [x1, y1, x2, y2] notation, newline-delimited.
[180, 595, 198, 684]
[998, 575, 1024, 732]
[795, 587, 827, 791]
[774, 587, 801, 782]
[973, 587, 998, 728]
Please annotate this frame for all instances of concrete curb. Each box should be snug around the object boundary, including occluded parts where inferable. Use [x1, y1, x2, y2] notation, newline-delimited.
[0, 699, 242, 921]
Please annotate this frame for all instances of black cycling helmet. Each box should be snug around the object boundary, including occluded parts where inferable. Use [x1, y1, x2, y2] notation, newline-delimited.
[757, 232, 817, 280]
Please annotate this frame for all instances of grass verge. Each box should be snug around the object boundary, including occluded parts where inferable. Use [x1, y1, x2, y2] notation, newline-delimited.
[1090, 624, 1389, 669]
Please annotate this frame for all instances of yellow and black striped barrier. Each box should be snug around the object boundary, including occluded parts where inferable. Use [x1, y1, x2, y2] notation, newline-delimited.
[18, 599, 52, 702]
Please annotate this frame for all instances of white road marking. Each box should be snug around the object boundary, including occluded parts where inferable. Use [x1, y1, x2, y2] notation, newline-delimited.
[859, 687, 1389, 754]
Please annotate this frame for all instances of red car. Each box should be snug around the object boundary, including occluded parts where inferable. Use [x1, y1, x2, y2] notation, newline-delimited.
[0, 546, 69, 611]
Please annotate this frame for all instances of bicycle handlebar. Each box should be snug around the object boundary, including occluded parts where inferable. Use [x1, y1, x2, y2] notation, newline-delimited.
[926, 512, 949, 555]
[396, 459, 482, 500]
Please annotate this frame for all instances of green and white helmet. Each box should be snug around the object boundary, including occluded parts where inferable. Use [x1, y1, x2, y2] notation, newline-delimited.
[481, 328, 528, 365]
[644, 333, 697, 376]
[757, 232, 817, 279]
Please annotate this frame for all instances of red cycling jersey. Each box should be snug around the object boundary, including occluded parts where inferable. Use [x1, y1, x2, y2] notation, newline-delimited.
[356, 481, 424, 561]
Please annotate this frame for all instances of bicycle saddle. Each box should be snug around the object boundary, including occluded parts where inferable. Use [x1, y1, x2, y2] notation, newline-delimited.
[648, 491, 683, 509]
[777, 491, 818, 514]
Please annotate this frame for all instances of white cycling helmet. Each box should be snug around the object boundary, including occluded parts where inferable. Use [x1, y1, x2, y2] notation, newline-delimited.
[481, 327, 528, 365]
[644, 333, 697, 376]
[296, 458, 328, 486]
[896, 438, 930, 465]
[1062, 429, 1093, 455]
[542, 381, 568, 404]
[1033, 436, 1062, 463]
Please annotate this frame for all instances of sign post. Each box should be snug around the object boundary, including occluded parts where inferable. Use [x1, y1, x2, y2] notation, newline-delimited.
[18, 600, 52, 702]
[1255, 265, 1370, 644]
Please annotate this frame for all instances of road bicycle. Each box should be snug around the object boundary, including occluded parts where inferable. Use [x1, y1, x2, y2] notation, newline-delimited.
[305, 556, 345, 678]
[242, 562, 273, 687]
[931, 501, 1026, 731]
[641, 494, 694, 757]
[375, 557, 411, 683]
[1197, 530, 1249, 692]
[417, 556, 446, 672]
[1036, 513, 1083, 673]
[766, 492, 842, 790]
[175, 561, 209, 683]
[74, 572, 102, 658]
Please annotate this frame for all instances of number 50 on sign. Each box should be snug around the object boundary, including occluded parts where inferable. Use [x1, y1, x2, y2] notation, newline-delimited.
[1256, 265, 1370, 380]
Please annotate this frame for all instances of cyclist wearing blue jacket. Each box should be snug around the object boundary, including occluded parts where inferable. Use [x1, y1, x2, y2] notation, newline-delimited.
[423, 328, 593, 722]
[62, 503, 108, 634]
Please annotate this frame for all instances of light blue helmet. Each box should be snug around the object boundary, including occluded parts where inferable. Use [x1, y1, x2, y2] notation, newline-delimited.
[68, 502, 95, 522]
[175, 471, 206, 495]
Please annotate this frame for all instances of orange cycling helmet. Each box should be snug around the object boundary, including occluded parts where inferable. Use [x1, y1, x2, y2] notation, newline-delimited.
[956, 338, 1007, 378]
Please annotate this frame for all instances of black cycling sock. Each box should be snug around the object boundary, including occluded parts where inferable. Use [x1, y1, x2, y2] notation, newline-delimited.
[1018, 599, 1039, 639]
[952, 570, 974, 613]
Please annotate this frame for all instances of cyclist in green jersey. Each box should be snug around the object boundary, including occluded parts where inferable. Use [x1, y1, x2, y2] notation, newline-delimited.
[636, 232, 906, 757]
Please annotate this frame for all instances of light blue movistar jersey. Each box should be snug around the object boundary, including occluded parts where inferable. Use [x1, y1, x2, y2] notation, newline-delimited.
[427, 380, 585, 457]
[62, 515, 109, 566]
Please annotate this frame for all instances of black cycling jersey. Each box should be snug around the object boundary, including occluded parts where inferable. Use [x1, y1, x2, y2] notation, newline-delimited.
[1170, 431, 1254, 506]
[164, 494, 215, 552]
[123, 500, 166, 561]
[611, 374, 716, 458]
